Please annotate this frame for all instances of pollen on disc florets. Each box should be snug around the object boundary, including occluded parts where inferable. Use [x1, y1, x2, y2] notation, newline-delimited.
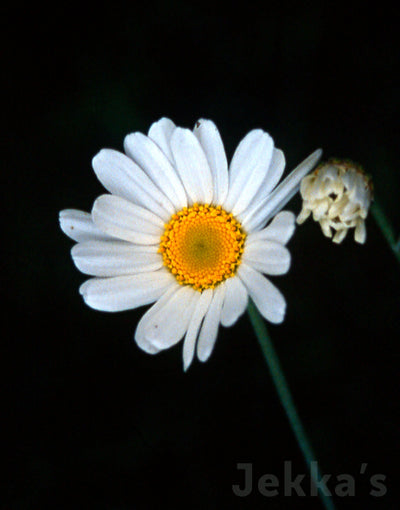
[159, 203, 246, 291]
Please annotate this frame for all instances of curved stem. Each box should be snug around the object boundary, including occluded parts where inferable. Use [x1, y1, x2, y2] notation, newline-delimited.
[247, 301, 336, 510]
[371, 201, 400, 264]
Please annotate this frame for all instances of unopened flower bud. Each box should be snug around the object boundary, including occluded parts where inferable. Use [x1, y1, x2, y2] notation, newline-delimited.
[297, 159, 373, 244]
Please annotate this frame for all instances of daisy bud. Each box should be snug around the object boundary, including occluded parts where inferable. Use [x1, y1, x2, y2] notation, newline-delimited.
[296, 159, 373, 244]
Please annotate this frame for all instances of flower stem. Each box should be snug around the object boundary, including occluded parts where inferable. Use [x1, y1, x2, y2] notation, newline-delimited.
[247, 300, 336, 510]
[371, 201, 400, 264]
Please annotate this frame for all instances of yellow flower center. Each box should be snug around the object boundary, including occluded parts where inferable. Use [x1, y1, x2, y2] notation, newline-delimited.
[159, 204, 246, 291]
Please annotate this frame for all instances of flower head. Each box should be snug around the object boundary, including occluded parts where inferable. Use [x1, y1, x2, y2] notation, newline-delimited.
[297, 159, 373, 244]
[60, 118, 321, 369]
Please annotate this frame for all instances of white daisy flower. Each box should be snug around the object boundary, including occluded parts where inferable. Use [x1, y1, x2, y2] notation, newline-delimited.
[60, 118, 321, 370]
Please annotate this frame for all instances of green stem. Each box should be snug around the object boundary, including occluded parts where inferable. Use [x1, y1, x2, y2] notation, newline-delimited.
[247, 301, 336, 510]
[371, 201, 400, 264]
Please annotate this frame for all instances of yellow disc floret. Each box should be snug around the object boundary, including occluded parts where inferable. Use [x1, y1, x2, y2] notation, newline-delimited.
[159, 204, 246, 291]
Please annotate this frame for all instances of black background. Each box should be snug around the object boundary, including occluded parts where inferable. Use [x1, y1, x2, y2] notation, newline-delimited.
[2, 2, 400, 509]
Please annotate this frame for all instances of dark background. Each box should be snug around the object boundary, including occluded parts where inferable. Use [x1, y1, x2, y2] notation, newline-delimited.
[2, 2, 400, 509]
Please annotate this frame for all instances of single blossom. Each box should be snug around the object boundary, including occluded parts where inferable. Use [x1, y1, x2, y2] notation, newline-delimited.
[297, 159, 373, 244]
[60, 118, 321, 369]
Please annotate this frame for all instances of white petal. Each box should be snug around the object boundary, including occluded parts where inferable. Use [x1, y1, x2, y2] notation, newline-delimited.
[354, 220, 366, 244]
[71, 241, 162, 276]
[123, 132, 187, 210]
[246, 211, 296, 246]
[196, 284, 225, 362]
[92, 148, 174, 220]
[296, 206, 311, 224]
[79, 269, 175, 312]
[320, 218, 332, 238]
[170, 128, 213, 204]
[134, 285, 178, 354]
[243, 240, 291, 275]
[148, 117, 176, 163]
[313, 198, 330, 221]
[220, 277, 248, 327]
[59, 209, 114, 242]
[262, 148, 286, 194]
[183, 288, 213, 371]
[242, 149, 322, 232]
[92, 195, 164, 245]
[332, 228, 348, 244]
[238, 148, 285, 220]
[193, 119, 228, 205]
[238, 264, 286, 324]
[135, 285, 197, 353]
[224, 130, 274, 216]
